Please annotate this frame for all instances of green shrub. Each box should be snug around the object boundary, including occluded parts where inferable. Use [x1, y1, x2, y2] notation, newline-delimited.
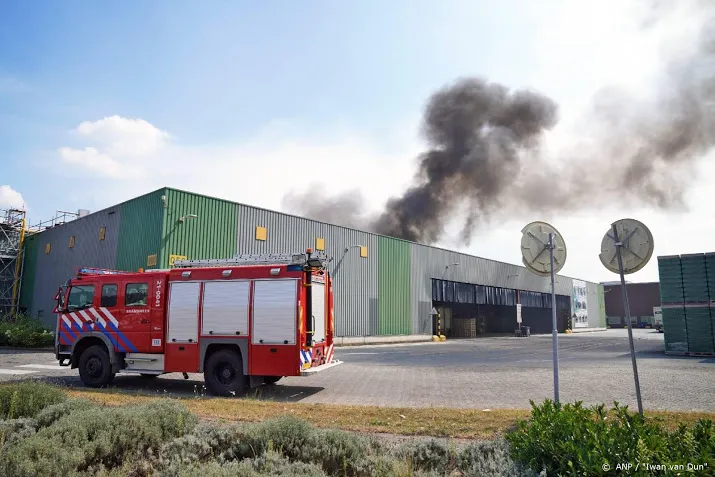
[156, 415, 531, 477]
[506, 399, 715, 476]
[457, 440, 542, 477]
[0, 399, 197, 477]
[163, 449, 329, 477]
[156, 416, 383, 476]
[0, 418, 37, 450]
[0, 314, 54, 348]
[34, 398, 97, 429]
[0, 381, 67, 419]
[391, 438, 540, 477]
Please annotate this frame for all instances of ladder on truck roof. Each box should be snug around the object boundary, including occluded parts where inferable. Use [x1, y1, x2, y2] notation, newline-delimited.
[172, 251, 331, 269]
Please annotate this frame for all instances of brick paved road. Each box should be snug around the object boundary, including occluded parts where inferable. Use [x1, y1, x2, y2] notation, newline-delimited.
[1, 329, 712, 411]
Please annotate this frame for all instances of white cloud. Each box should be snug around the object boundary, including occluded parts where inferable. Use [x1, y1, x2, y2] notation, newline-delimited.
[0, 185, 26, 210]
[58, 146, 124, 178]
[55, 115, 421, 217]
[74, 115, 170, 156]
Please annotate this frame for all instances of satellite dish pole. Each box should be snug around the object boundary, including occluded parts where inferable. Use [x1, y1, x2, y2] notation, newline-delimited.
[521, 221, 567, 403]
[599, 218, 654, 417]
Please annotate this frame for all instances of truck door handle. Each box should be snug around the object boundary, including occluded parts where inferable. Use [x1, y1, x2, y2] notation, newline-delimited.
[270, 348, 277, 353]
[141, 319, 150, 324]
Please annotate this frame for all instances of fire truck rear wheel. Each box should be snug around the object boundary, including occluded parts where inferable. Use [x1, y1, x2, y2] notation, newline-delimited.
[78, 344, 115, 388]
[204, 349, 247, 397]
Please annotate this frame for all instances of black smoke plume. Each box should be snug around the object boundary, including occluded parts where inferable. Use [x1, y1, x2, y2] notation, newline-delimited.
[282, 2, 715, 245]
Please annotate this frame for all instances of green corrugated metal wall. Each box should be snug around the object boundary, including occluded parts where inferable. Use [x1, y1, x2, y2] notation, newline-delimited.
[116, 189, 165, 271]
[18, 233, 40, 310]
[160, 189, 238, 267]
[377, 236, 411, 335]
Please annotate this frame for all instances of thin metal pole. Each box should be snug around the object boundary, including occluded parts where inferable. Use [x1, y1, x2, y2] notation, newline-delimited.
[612, 224, 644, 416]
[549, 233, 560, 403]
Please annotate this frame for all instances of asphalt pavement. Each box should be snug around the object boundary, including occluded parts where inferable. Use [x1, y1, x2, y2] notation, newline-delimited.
[1, 329, 712, 411]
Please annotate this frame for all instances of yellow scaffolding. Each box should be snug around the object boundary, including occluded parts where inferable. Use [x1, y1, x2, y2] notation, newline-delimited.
[0, 209, 27, 318]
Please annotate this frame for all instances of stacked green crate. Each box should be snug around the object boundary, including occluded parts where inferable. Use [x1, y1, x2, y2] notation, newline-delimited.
[680, 253, 710, 303]
[706, 253, 715, 302]
[662, 306, 688, 353]
[684, 306, 714, 354]
[657, 255, 684, 304]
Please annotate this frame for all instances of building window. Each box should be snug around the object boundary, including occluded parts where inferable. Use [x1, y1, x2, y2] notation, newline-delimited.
[147, 254, 157, 267]
[315, 237, 325, 251]
[125, 283, 149, 307]
[101, 284, 118, 308]
[67, 285, 94, 311]
[255, 226, 267, 241]
[45, 243, 51, 254]
[360, 246, 368, 258]
[99, 227, 106, 241]
[68, 236, 75, 248]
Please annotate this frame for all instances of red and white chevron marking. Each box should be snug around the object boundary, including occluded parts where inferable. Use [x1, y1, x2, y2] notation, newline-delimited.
[60, 307, 121, 331]
[325, 343, 335, 364]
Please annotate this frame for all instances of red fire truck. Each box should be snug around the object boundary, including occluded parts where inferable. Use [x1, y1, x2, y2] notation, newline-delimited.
[53, 250, 342, 396]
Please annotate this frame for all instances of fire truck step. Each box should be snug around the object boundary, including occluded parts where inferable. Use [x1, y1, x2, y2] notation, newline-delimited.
[299, 359, 343, 376]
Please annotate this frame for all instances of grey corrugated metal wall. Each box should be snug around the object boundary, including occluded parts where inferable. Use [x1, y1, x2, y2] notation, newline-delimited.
[235, 205, 379, 337]
[29, 206, 121, 326]
[410, 243, 574, 335]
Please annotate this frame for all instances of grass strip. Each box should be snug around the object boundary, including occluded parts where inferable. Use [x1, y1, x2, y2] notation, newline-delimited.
[64, 388, 715, 440]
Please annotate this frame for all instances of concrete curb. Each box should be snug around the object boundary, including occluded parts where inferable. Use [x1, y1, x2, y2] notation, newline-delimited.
[569, 327, 609, 333]
[0, 346, 55, 352]
[333, 335, 433, 347]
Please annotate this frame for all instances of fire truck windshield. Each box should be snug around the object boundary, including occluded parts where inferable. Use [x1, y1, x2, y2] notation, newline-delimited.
[66, 284, 95, 311]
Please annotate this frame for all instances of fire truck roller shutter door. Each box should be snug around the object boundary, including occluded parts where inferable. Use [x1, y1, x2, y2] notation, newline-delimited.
[251, 279, 298, 344]
[165, 281, 201, 373]
[251, 279, 298, 345]
[249, 278, 301, 377]
[167, 282, 201, 342]
[201, 280, 250, 336]
[312, 282, 326, 343]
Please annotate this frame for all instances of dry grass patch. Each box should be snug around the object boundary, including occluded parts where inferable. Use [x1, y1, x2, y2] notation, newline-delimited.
[64, 388, 715, 440]
[65, 388, 524, 439]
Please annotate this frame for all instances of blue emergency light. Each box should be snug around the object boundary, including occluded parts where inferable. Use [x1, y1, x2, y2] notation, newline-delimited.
[77, 268, 122, 275]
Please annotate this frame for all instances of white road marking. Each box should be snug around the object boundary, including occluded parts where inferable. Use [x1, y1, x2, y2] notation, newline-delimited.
[0, 369, 37, 375]
[17, 364, 67, 370]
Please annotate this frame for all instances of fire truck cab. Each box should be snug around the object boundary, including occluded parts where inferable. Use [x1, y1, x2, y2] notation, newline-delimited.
[53, 250, 341, 396]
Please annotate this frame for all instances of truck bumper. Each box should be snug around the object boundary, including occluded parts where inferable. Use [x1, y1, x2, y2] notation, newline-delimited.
[300, 359, 343, 376]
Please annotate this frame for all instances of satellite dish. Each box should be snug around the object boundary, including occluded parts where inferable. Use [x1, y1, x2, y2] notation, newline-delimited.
[599, 218, 654, 275]
[520, 221, 567, 277]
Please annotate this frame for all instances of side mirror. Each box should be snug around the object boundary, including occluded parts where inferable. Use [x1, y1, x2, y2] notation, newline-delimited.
[53, 287, 66, 313]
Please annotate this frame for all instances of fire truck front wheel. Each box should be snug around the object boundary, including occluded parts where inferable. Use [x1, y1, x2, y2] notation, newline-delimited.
[78, 344, 115, 388]
[204, 349, 247, 397]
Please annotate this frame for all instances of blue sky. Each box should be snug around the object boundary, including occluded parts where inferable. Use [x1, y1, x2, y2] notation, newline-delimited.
[1, 0, 713, 282]
[1, 0, 549, 218]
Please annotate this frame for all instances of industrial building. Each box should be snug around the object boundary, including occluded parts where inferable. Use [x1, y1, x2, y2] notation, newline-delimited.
[603, 281, 661, 327]
[13, 187, 606, 339]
